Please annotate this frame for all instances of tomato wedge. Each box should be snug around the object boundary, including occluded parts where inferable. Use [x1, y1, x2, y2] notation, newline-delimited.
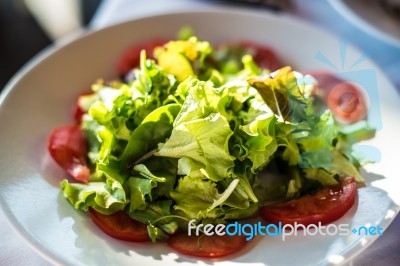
[260, 177, 357, 226]
[48, 124, 90, 183]
[167, 232, 248, 258]
[308, 71, 367, 124]
[89, 208, 150, 242]
[242, 41, 280, 71]
[116, 39, 168, 76]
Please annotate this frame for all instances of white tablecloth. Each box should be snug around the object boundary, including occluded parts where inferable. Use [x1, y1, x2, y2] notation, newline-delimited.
[1, 0, 399, 265]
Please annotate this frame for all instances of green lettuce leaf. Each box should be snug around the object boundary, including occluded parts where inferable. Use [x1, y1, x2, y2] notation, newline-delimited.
[129, 200, 177, 242]
[170, 175, 220, 220]
[126, 164, 169, 212]
[126, 176, 156, 212]
[61, 177, 127, 214]
[173, 79, 222, 126]
[120, 104, 180, 167]
[170, 175, 257, 223]
[155, 113, 235, 181]
[239, 114, 278, 172]
[248, 66, 311, 123]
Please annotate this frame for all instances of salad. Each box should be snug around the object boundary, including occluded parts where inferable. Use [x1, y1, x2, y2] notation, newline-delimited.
[47, 32, 375, 258]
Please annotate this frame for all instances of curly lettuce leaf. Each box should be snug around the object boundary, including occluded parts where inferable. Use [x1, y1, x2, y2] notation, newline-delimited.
[173, 79, 222, 126]
[248, 66, 312, 123]
[126, 176, 156, 212]
[127, 163, 175, 213]
[129, 200, 178, 242]
[61, 177, 127, 214]
[239, 114, 278, 172]
[170, 175, 220, 220]
[170, 175, 257, 223]
[155, 113, 235, 181]
[120, 104, 180, 167]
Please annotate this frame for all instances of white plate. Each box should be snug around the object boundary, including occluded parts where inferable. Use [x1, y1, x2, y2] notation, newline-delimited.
[1, 7, 400, 266]
[329, 0, 400, 47]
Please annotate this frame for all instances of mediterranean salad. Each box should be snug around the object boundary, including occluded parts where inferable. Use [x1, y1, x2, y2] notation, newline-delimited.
[47, 31, 375, 258]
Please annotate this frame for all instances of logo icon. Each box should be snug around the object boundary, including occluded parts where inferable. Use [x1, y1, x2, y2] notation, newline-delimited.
[315, 40, 382, 130]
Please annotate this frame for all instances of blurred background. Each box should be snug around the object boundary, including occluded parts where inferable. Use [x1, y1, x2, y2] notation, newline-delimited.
[1, 0, 399, 93]
[0, 0, 101, 91]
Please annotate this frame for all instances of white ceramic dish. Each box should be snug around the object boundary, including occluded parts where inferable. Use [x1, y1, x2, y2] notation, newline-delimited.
[329, 0, 400, 47]
[1, 7, 399, 266]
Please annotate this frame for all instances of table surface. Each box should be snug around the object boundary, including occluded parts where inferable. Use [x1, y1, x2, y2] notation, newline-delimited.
[1, 0, 399, 265]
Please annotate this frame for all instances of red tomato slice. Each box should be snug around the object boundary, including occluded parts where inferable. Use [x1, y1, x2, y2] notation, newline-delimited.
[167, 232, 248, 258]
[242, 41, 280, 71]
[260, 177, 357, 226]
[89, 208, 150, 242]
[116, 39, 168, 76]
[72, 90, 93, 124]
[307, 71, 367, 124]
[48, 124, 90, 183]
[219, 40, 280, 71]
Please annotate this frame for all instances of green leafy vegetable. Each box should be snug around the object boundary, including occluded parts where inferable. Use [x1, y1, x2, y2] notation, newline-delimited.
[61, 177, 127, 214]
[155, 113, 235, 182]
[58, 34, 375, 242]
[248, 66, 311, 123]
